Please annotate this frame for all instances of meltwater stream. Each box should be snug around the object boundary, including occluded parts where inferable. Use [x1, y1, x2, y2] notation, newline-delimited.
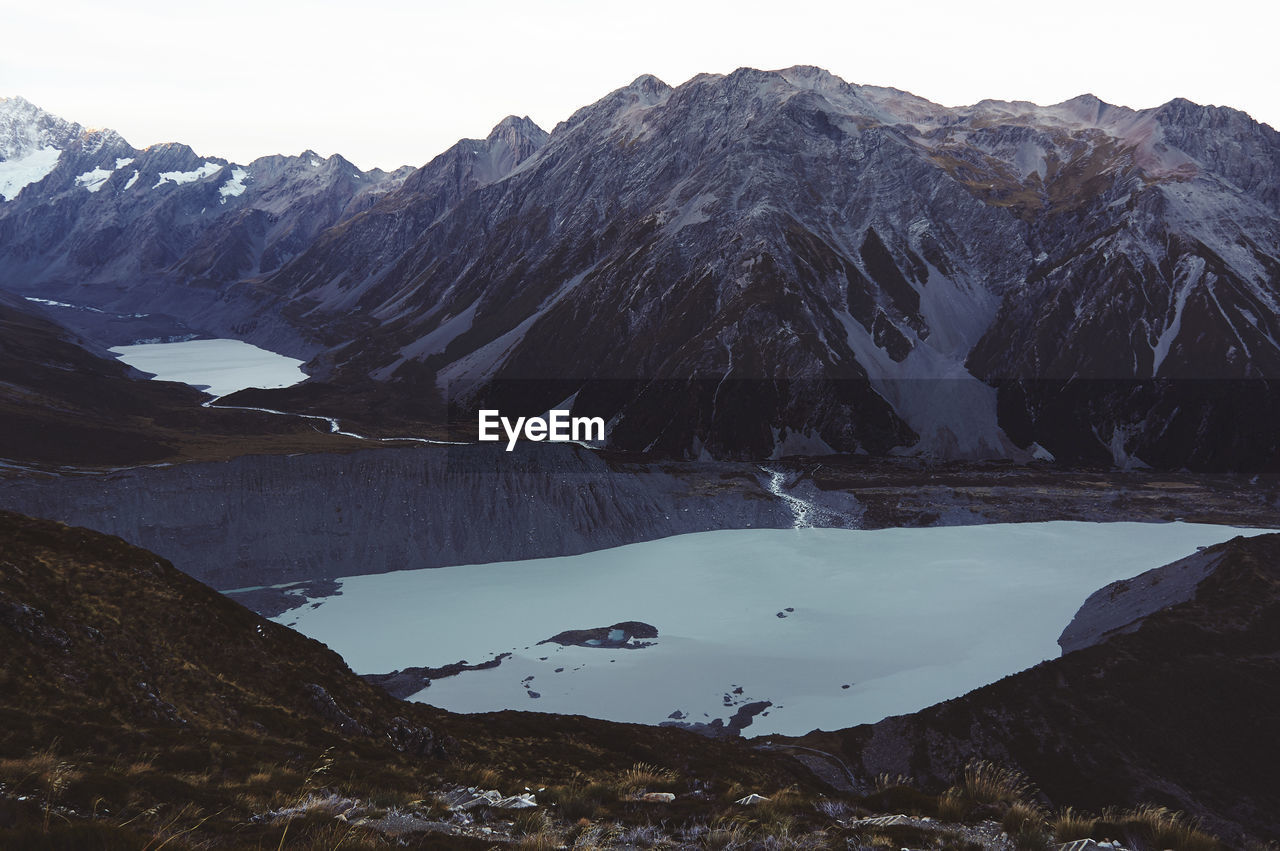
[760, 466, 836, 529]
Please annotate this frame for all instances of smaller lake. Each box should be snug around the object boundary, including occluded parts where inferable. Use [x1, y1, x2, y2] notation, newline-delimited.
[110, 339, 308, 398]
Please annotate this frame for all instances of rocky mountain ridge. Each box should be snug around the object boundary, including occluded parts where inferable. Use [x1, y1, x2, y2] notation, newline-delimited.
[0, 95, 415, 353]
[3, 71, 1279, 469]
[240, 68, 1280, 470]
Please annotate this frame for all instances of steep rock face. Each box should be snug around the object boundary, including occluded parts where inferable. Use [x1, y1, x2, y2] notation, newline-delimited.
[0, 96, 89, 201]
[963, 102, 1280, 470]
[254, 68, 1280, 467]
[261, 114, 551, 364]
[794, 533, 1280, 841]
[263, 70, 1028, 458]
[1057, 547, 1221, 653]
[0, 443, 791, 588]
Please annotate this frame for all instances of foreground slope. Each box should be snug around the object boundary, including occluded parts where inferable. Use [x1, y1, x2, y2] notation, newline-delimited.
[0, 512, 810, 845]
[2, 511, 1274, 846]
[789, 532, 1280, 841]
[0, 510, 446, 763]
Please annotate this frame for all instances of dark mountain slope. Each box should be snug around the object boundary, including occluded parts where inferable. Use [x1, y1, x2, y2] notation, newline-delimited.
[245, 69, 1280, 468]
[0, 509, 445, 763]
[0, 511, 812, 845]
[0, 289, 188, 464]
[787, 532, 1280, 841]
[261, 113, 553, 367]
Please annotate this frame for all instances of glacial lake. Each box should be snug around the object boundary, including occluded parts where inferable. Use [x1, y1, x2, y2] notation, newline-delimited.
[109, 338, 308, 397]
[272, 521, 1272, 737]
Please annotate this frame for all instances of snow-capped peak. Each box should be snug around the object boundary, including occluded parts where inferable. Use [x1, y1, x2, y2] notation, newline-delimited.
[0, 95, 81, 161]
[0, 96, 140, 201]
[0, 96, 82, 201]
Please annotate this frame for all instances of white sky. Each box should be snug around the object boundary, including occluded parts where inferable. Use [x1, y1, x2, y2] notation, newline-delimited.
[2, 0, 1276, 171]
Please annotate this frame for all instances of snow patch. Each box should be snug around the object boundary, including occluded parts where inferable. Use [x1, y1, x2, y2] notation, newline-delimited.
[0, 145, 60, 201]
[152, 161, 222, 189]
[24, 296, 105, 313]
[1151, 256, 1204, 376]
[219, 167, 250, 202]
[74, 165, 115, 192]
[122, 170, 139, 190]
[1029, 442, 1056, 462]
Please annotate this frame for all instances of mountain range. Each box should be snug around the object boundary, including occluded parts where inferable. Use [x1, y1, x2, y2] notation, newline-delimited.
[2, 67, 1279, 470]
[5, 72, 1280, 847]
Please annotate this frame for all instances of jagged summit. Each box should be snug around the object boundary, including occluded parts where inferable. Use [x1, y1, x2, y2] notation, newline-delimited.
[625, 73, 672, 95]
[489, 114, 541, 135]
[0, 97, 85, 201]
[0, 95, 82, 159]
[486, 113, 549, 152]
[0, 96, 417, 312]
[0, 94, 59, 119]
[1046, 92, 1151, 127]
[774, 64, 859, 96]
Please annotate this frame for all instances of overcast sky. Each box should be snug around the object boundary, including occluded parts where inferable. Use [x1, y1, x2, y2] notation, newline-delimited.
[3, 0, 1276, 171]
